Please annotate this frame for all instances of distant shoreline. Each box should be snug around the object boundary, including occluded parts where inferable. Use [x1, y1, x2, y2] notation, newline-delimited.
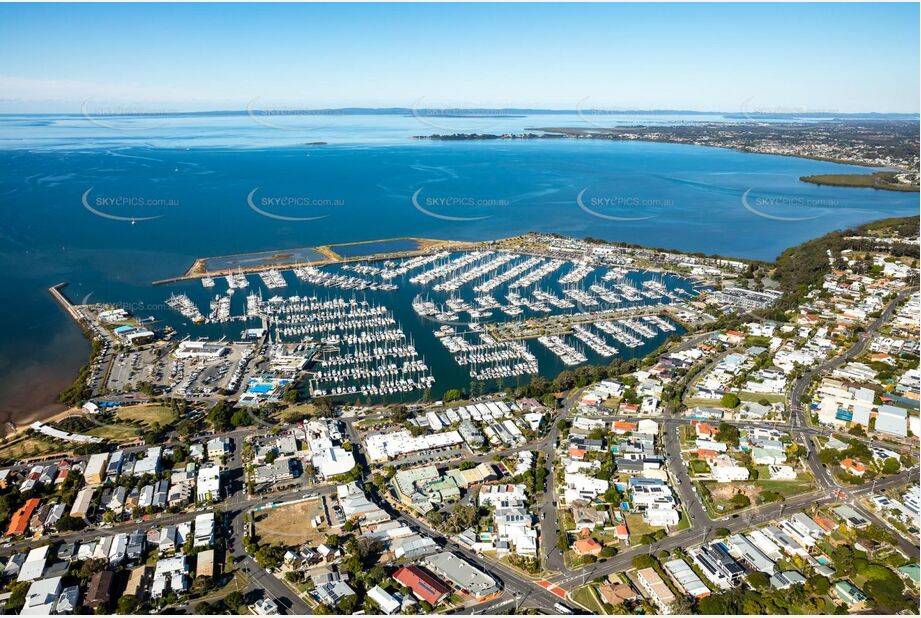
[416, 128, 919, 192]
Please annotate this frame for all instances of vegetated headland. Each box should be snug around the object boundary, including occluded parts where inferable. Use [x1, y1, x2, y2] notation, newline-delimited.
[799, 171, 919, 192]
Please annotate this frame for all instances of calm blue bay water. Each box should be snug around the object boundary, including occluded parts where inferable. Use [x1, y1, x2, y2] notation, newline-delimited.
[0, 113, 916, 423]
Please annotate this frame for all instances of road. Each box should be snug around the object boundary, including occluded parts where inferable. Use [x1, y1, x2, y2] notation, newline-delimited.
[465, 293, 920, 612]
[9, 308, 919, 616]
[539, 387, 585, 574]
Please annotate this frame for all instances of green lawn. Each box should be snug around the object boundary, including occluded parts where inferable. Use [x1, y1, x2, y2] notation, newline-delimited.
[88, 424, 142, 442]
[684, 396, 723, 408]
[674, 510, 691, 532]
[753, 478, 816, 497]
[739, 392, 786, 403]
[690, 459, 711, 474]
[603, 397, 621, 410]
[115, 403, 177, 427]
[625, 512, 663, 543]
[699, 476, 817, 516]
[496, 554, 544, 578]
[571, 585, 606, 615]
[0, 437, 62, 461]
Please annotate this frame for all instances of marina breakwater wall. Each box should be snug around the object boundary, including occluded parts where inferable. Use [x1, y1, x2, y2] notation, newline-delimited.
[48, 283, 85, 325]
[151, 237, 477, 285]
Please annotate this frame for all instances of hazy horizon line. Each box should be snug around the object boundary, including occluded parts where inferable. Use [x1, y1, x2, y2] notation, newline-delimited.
[2, 108, 919, 118]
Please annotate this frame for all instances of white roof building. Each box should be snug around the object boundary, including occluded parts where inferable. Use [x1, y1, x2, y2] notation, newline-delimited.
[196, 463, 221, 502]
[21, 576, 62, 615]
[563, 473, 609, 504]
[875, 405, 908, 437]
[363, 430, 463, 463]
[367, 585, 400, 614]
[478, 484, 528, 507]
[194, 512, 215, 548]
[151, 555, 188, 598]
[312, 447, 356, 480]
[711, 455, 750, 482]
[17, 546, 50, 583]
[132, 447, 163, 477]
[663, 559, 710, 599]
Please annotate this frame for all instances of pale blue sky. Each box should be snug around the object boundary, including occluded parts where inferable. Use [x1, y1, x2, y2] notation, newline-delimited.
[0, 3, 918, 112]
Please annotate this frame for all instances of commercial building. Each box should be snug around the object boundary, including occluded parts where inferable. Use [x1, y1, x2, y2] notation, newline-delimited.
[174, 340, 228, 359]
[393, 466, 460, 515]
[446, 462, 497, 487]
[253, 458, 298, 484]
[364, 430, 464, 463]
[337, 482, 391, 524]
[421, 552, 500, 600]
[392, 534, 439, 560]
[393, 565, 451, 606]
[312, 447, 356, 480]
[197, 463, 221, 502]
[875, 405, 908, 438]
